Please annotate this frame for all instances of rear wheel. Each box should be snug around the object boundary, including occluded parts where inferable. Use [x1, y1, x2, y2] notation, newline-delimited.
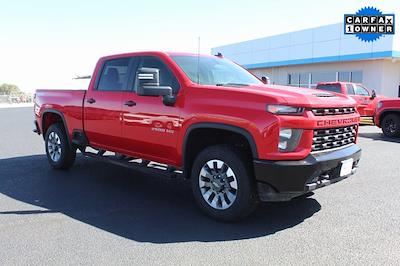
[45, 123, 76, 169]
[381, 114, 400, 137]
[190, 145, 257, 222]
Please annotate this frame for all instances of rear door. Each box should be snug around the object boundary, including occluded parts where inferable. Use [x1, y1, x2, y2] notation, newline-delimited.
[84, 57, 132, 150]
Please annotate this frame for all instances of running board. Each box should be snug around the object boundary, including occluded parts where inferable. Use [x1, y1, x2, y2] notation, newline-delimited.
[82, 150, 182, 179]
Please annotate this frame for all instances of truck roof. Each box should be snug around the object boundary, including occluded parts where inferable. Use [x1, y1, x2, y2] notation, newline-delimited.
[100, 51, 216, 61]
[317, 81, 362, 86]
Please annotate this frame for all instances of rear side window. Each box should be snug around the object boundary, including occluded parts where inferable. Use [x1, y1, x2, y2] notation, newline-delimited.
[354, 85, 369, 96]
[137, 56, 180, 94]
[97, 58, 130, 91]
[316, 84, 342, 93]
[346, 84, 355, 95]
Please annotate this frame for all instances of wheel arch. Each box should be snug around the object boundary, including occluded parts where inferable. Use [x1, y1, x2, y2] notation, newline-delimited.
[42, 109, 71, 147]
[380, 109, 400, 125]
[182, 122, 258, 178]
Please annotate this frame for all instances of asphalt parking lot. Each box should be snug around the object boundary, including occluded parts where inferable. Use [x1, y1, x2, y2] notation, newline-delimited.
[0, 107, 399, 265]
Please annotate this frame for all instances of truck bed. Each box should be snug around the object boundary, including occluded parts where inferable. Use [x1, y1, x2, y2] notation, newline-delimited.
[35, 89, 86, 138]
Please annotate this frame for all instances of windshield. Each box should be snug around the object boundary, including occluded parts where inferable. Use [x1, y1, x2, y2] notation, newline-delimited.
[171, 55, 262, 86]
[316, 84, 342, 93]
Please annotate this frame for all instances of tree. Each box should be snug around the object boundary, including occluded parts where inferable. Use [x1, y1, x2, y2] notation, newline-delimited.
[0, 83, 21, 95]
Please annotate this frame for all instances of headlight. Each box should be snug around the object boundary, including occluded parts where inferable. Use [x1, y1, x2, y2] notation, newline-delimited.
[279, 128, 303, 152]
[267, 105, 304, 115]
[377, 101, 383, 109]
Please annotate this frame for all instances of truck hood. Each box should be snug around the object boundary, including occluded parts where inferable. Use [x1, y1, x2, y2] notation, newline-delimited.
[242, 84, 357, 108]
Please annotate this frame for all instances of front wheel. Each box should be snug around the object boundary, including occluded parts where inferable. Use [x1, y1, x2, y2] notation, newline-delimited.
[45, 123, 76, 169]
[190, 145, 257, 222]
[381, 114, 400, 137]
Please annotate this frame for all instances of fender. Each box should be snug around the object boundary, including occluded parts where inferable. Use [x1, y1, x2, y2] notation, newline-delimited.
[182, 122, 259, 175]
[380, 109, 400, 118]
[41, 109, 71, 148]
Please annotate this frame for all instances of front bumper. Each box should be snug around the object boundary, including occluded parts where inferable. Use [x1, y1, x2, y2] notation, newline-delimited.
[254, 144, 361, 202]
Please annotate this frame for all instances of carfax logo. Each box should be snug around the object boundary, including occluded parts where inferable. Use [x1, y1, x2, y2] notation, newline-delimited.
[344, 6, 395, 42]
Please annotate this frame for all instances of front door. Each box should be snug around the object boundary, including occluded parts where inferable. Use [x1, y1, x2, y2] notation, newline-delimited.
[352, 84, 373, 116]
[120, 56, 181, 165]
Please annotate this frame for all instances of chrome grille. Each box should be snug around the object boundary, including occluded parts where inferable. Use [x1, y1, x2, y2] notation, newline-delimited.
[311, 107, 356, 116]
[312, 125, 357, 152]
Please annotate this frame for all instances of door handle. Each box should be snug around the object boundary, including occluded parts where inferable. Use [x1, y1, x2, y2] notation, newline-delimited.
[87, 98, 96, 104]
[124, 100, 136, 107]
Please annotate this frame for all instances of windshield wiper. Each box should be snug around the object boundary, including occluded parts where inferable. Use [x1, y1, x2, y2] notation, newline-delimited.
[215, 83, 250, 87]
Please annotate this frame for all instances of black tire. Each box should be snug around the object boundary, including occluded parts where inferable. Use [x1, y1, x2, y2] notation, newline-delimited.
[45, 123, 76, 169]
[381, 114, 400, 137]
[190, 145, 258, 222]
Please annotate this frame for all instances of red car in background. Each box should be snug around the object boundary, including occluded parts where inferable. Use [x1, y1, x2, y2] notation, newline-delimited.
[316, 82, 385, 121]
[374, 99, 400, 137]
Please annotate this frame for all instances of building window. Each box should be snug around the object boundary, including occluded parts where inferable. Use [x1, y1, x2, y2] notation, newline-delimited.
[351, 71, 363, 83]
[288, 73, 310, 88]
[288, 73, 299, 85]
[311, 72, 336, 84]
[338, 71, 351, 82]
[299, 73, 309, 85]
[288, 70, 363, 89]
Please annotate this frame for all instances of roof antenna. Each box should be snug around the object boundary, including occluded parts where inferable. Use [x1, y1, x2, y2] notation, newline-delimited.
[197, 36, 201, 85]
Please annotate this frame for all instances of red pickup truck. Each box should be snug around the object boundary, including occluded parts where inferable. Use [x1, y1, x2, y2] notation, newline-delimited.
[316, 82, 384, 120]
[33, 51, 361, 221]
[374, 99, 400, 137]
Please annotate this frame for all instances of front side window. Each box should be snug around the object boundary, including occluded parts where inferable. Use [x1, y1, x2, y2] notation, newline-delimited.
[138, 56, 180, 94]
[316, 84, 342, 93]
[354, 85, 369, 96]
[97, 58, 130, 91]
[171, 55, 262, 86]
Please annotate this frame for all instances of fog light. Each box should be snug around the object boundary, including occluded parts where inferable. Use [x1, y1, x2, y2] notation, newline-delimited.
[279, 128, 303, 152]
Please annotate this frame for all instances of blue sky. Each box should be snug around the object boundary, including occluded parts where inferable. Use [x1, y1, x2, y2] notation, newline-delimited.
[0, 0, 398, 92]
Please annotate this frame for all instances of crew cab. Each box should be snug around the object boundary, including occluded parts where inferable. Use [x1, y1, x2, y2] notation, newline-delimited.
[374, 99, 400, 137]
[316, 82, 384, 122]
[33, 52, 361, 221]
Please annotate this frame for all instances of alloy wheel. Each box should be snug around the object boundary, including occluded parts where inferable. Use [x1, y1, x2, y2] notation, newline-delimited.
[47, 131, 62, 162]
[198, 159, 238, 210]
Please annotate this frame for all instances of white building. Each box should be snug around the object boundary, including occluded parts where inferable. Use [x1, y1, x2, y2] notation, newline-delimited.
[212, 23, 400, 97]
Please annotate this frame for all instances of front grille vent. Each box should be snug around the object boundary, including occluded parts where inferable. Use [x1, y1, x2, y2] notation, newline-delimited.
[311, 107, 356, 116]
[312, 125, 357, 152]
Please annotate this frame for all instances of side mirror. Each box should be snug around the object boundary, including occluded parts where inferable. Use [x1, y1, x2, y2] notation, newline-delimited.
[137, 67, 176, 106]
[371, 89, 376, 99]
[261, 76, 270, 84]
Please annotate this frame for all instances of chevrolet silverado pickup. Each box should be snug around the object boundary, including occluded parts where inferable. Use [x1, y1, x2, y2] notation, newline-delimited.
[375, 99, 400, 137]
[316, 82, 384, 123]
[33, 52, 361, 221]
